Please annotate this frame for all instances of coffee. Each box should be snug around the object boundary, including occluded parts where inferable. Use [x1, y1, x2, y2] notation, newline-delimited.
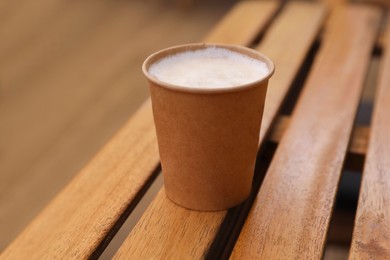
[148, 47, 269, 89]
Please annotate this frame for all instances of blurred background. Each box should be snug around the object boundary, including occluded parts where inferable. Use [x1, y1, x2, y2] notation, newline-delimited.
[0, 0, 236, 251]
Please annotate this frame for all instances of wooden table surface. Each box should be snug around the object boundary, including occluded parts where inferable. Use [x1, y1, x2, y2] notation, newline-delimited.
[2, 1, 390, 259]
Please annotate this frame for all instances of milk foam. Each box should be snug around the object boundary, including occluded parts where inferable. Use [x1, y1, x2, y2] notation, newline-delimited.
[148, 47, 269, 89]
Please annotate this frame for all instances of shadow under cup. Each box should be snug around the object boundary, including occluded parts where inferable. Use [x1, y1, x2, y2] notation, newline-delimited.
[143, 43, 274, 211]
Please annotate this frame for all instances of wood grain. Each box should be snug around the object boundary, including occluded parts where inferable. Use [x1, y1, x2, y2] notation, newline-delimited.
[231, 5, 381, 260]
[204, 0, 278, 45]
[114, 2, 326, 259]
[349, 18, 390, 260]
[257, 1, 328, 144]
[1, 100, 160, 259]
[269, 115, 369, 156]
[114, 189, 226, 259]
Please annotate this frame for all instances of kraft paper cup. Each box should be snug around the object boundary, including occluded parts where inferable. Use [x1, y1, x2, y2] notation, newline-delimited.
[143, 43, 274, 211]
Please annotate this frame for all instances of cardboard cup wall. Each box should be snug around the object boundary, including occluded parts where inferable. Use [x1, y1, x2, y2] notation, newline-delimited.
[143, 43, 274, 211]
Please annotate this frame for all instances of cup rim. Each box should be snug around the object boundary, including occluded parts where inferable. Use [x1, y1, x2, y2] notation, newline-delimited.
[142, 43, 275, 94]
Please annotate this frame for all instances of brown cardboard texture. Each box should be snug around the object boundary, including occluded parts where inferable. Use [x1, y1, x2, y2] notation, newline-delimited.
[143, 43, 274, 211]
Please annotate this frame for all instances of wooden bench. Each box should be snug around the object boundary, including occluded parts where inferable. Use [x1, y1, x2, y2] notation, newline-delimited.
[2, 1, 389, 259]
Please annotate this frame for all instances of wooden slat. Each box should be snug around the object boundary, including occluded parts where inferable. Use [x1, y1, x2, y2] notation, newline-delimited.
[204, 0, 278, 45]
[114, 189, 226, 259]
[269, 115, 369, 156]
[349, 18, 390, 260]
[206, 0, 278, 45]
[257, 2, 328, 143]
[113, 3, 326, 259]
[231, 5, 381, 259]
[1, 101, 160, 259]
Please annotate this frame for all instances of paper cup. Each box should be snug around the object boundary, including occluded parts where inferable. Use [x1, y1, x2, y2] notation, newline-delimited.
[143, 43, 274, 211]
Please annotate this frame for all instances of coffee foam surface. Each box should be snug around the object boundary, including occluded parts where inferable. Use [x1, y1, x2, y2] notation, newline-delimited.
[148, 47, 269, 89]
